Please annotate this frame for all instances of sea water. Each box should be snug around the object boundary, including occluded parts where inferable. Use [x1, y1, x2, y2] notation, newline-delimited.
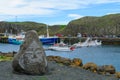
[0, 43, 120, 71]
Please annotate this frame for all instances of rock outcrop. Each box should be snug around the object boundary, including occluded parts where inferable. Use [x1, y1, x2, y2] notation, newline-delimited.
[12, 30, 48, 75]
[70, 58, 83, 67]
[83, 62, 97, 72]
[115, 72, 120, 78]
[97, 65, 116, 74]
[47, 56, 83, 67]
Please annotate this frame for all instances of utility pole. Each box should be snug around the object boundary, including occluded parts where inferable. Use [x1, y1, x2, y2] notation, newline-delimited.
[15, 16, 17, 22]
[46, 25, 49, 37]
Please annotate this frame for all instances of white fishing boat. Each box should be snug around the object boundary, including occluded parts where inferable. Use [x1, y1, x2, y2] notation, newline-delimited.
[49, 46, 75, 51]
[48, 40, 75, 51]
[53, 40, 67, 46]
[73, 37, 90, 47]
[73, 37, 102, 48]
[87, 39, 102, 46]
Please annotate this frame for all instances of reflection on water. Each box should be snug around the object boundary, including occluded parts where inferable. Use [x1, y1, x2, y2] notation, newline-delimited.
[0, 43, 20, 52]
[0, 43, 120, 71]
[46, 45, 120, 71]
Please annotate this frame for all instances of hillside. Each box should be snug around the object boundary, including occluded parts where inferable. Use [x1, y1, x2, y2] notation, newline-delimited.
[1, 13, 120, 37]
[0, 21, 46, 34]
[0, 21, 65, 35]
[64, 14, 120, 37]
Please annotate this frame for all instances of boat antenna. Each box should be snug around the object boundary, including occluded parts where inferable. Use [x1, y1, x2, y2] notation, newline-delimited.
[46, 25, 49, 37]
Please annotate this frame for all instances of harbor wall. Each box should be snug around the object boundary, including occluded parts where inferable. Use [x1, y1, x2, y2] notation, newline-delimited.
[0, 37, 120, 45]
[0, 37, 8, 43]
[59, 37, 120, 45]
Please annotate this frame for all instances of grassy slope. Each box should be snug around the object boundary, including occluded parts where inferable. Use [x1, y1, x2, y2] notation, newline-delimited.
[63, 14, 120, 36]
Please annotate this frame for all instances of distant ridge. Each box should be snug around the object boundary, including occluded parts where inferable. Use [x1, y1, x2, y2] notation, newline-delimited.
[0, 21, 65, 36]
[63, 13, 120, 36]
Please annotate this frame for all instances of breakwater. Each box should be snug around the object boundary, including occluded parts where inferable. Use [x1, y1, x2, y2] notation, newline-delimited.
[0, 37, 120, 45]
[0, 37, 8, 43]
[59, 37, 120, 45]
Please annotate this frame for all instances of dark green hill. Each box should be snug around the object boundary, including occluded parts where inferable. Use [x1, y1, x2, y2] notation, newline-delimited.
[0, 21, 65, 35]
[0, 21, 46, 34]
[64, 14, 120, 36]
[1, 13, 120, 37]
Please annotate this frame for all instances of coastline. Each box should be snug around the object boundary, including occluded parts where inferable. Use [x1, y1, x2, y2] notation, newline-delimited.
[0, 61, 118, 80]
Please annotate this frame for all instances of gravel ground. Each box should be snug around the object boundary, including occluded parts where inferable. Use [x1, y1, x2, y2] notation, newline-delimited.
[0, 61, 118, 80]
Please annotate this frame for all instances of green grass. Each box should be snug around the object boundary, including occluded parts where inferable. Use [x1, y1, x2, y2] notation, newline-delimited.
[0, 56, 5, 59]
[32, 76, 48, 80]
[0, 56, 13, 61]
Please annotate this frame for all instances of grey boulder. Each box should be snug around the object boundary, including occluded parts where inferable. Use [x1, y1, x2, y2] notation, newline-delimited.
[12, 30, 48, 75]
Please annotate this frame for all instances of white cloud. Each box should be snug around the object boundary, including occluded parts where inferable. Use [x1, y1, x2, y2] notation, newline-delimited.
[49, 21, 69, 25]
[0, 0, 120, 16]
[106, 12, 120, 15]
[68, 14, 83, 19]
[0, 0, 56, 16]
[0, 0, 120, 23]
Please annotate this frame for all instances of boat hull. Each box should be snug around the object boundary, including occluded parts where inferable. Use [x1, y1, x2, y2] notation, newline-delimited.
[49, 46, 72, 51]
[8, 39, 23, 45]
[40, 37, 59, 44]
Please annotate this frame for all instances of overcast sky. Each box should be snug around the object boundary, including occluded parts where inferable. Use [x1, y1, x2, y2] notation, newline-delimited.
[0, 0, 120, 25]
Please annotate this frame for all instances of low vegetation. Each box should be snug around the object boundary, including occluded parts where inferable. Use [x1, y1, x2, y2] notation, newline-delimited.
[64, 13, 120, 36]
[0, 21, 66, 36]
[0, 56, 13, 61]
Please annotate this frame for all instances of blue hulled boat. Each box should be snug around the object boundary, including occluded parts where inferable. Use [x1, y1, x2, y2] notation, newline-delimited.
[8, 34, 24, 45]
[8, 38, 23, 45]
[39, 37, 59, 44]
[39, 25, 59, 44]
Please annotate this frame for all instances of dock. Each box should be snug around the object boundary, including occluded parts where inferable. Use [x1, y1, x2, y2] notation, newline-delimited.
[0, 33, 9, 43]
[0, 36, 120, 45]
[0, 37, 8, 43]
[59, 37, 120, 45]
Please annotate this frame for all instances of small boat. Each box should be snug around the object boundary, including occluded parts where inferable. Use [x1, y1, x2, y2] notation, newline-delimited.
[73, 37, 102, 48]
[8, 32, 25, 45]
[87, 39, 102, 46]
[8, 35, 24, 45]
[49, 46, 75, 51]
[73, 37, 90, 47]
[48, 40, 75, 51]
[8, 39, 23, 45]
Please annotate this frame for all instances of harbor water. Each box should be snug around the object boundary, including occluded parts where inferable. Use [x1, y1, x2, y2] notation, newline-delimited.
[0, 43, 120, 71]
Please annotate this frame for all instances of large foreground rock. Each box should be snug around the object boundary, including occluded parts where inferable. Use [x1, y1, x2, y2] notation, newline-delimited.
[12, 30, 48, 75]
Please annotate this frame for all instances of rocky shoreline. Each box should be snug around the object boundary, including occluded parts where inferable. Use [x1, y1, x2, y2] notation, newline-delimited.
[0, 61, 118, 80]
[0, 52, 120, 80]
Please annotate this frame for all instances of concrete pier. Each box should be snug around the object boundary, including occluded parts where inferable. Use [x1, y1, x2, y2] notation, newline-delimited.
[59, 37, 120, 45]
[0, 37, 8, 43]
[0, 36, 120, 45]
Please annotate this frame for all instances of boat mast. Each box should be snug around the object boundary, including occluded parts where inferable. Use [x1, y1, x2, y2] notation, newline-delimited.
[46, 25, 49, 37]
